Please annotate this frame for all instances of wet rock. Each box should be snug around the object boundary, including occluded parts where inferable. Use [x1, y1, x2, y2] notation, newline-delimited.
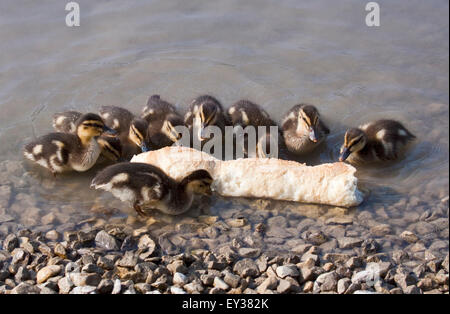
[307, 231, 328, 245]
[325, 217, 353, 225]
[226, 218, 247, 228]
[392, 250, 409, 264]
[95, 230, 119, 251]
[400, 231, 419, 243]
[37, 265, 62, 284]
[238, 248, 261, 258]
[370, 224, 392, 237]
[233, 259, 260, 277]
[276, 265, 299, 278]
[338, 237, 363, 249]
[361, 239, 380, 255]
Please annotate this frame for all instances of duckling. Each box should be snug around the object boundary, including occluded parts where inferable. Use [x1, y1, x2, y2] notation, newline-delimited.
[52, 110, 122, 163]
[281, 104, 330, 155]
[228, 100, 280, 158]
[99, 105, 135, 135]
[120, 118, 149, 160]
[90, 162, 213, 216]
[24, 113, 113, 175]
[339, 119, 416, 164]
[141, 95, 178, 121]
[141, 95, 185, 149]
[52, 111, 82, 133]
[184, 95, 229, 144]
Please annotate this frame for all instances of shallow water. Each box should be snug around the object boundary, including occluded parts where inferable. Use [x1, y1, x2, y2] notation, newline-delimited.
[0, 1, 448, 257]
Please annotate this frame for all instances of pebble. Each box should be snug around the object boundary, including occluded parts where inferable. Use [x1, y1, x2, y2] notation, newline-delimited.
[400, 231, 419, 243]
[233, 258, 260, 277]
[36, 265, 62, 284]
[213, 277, 230, 290]
[276, 265, 299, 278]
[338, 237, 364, 249]
[95, 231, 119, 251]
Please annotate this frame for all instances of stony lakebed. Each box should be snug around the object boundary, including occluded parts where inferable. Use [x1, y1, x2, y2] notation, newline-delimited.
[0, 157, 448, 294]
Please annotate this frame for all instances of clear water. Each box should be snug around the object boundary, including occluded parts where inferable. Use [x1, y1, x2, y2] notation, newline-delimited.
[0, 0, 448, 254]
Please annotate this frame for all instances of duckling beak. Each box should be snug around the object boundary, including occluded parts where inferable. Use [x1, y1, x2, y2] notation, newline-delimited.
[140, 143, 150, 152]
[103, 126, 117, 136]
[309, 128, 318, 143]
[339, 147, 351, 162]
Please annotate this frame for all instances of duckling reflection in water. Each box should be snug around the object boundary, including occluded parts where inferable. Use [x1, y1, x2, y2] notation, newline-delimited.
[339, 119, 416, 164]
[91, 162, 213, 216]
[24, 113, 115, 175]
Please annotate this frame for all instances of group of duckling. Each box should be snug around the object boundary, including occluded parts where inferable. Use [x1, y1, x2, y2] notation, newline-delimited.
[24, 94, 416, 216]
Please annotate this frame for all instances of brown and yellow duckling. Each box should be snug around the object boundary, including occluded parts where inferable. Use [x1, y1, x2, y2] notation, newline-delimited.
[228, 100, 280, 158]
[24, 113, 114, 175]
[184, 95, 229, 145]
[141, 95, 185, 149]
[91, 162, 213, 216]
[120, 117, 149, 160]
[339, 119, 416, 164]
[52, 110, 122, 163]
[99, 105, 135, 135]
[281, 104, 330, 155]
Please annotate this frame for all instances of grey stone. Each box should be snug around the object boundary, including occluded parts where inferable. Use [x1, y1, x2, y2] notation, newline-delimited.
[338, 237, 363, 249]
[173, 272, 188, 286]
[442, 254, 449, 272]
[337, 278, 351, 294]
[58, 276, 74, 294]
[111, 279, 122, 294]
[95, 231, 119, 251]
[233, 259, 260, 277]
[71, 286, 97, 294]
[257, 276, 278, 293]
[394, 273, 417, 291]
[3, 234, 19, 252]
[137, 234, 156, 256]
[11, 282, 40, 294]
[223, 272, 241, 288]
[276, 265, 299, 278]
[238, 248, 261, 258]
[315, 271, 338, 292]
[170, 286, 187, 294]
[15, 266, 31, 282]
[117, 251, 138, 268]
[400, 231, 419, 243]
[307, 232, 328, 245]
[404, 285, 422, 294]
[69, 272, 101, 287]
[277, 279, 292, 293]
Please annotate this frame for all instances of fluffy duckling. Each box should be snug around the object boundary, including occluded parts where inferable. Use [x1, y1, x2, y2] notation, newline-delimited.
[141, 95, 178, 121]
[24, 113, 113, 175]
[99, 105, 135, 135]
[228, 100, 279, 158]
[120, 118, 149, 160]
[184, 95, 228, 144]
[52, 111, 82, 133]
[281, 104, 330, 154]
[141, 95, 185, 149]
[52, 110, 122, 163]
[91, 162, 213, 216]
[339, 119, 416, 164]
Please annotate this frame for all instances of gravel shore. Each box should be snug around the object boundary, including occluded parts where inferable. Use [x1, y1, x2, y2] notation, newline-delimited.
[0, 223, 448, 294]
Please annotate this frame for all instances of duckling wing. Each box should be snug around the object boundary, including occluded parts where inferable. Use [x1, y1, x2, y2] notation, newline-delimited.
[91, 162, 171, 203]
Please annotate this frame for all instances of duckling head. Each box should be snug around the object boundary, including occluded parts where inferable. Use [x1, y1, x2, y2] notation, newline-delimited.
[339, 128, 367, 161]
[161, 114, 184, 144]
[76, 113, 114, 145]
[97, 135, 122, 162]
[195, 102, 220, 141]
[180, 169, 213, 195]
[297, 105, 321, 142]
[128, 118, 149, 152]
